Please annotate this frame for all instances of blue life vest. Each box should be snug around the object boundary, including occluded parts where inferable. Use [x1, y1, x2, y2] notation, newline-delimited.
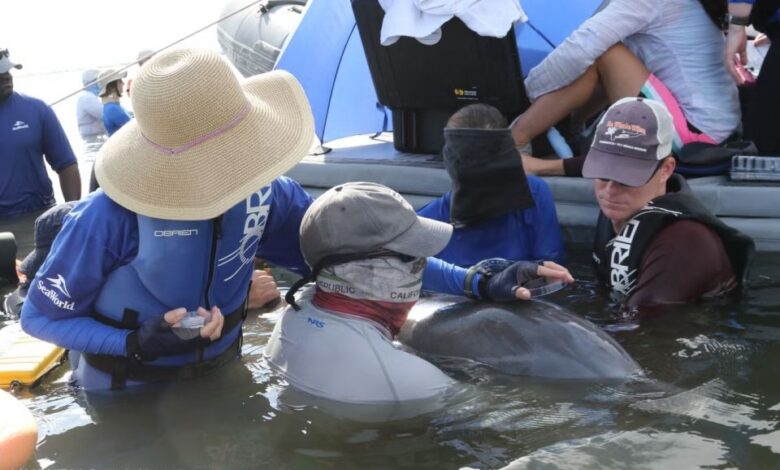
[77, 186, 274, 389]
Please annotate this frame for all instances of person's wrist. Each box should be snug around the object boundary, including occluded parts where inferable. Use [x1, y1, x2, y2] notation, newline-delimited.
[464, 266, 482, 299]
[125, 331, 147, 362]
[727, 14, 751, 27]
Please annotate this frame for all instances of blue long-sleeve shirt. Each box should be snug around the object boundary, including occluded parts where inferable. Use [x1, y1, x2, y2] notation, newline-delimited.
[21, 177, 472, 356]
[417, 176, 566, 266]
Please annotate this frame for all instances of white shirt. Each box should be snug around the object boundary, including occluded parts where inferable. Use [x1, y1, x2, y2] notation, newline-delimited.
[264, 291, 454, 404]
[76, 91, 106, 139]
[525, 0, 740, 142]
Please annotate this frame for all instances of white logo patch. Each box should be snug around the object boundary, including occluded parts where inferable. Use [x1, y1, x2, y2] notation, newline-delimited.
[218, 186, 272, 282]
[37, 275, 75, 310]
[12, 120, 29, 131]
[46, 274, 71, 298]
[154, 229, 199, 237]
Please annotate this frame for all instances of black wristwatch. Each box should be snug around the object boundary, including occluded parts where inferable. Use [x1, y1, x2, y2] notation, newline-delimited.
[727, 14, 751, 27]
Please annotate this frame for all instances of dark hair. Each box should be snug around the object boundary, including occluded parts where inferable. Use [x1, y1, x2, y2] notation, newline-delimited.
[105, 80, 123, 97]
[446, 103, 507, 130]
[697, 0, 727, 29]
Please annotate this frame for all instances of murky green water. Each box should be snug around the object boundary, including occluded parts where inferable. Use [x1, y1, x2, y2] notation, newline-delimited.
[3, 250, 778, 469]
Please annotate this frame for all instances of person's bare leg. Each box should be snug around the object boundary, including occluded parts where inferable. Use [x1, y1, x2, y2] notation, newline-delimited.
[511, 65, 599, 150]
[517, 44, 652, 176]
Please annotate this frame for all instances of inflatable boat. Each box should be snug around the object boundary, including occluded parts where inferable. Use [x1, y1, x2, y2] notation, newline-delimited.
[220, 0, 780, 252]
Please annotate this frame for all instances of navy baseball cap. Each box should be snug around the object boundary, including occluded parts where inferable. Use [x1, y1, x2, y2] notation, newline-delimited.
[18, 202, 77, 280]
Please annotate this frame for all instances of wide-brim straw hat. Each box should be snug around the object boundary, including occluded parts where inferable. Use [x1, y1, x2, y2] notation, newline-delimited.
[97, 68, 128, 96]
[95, 48, 315, 220]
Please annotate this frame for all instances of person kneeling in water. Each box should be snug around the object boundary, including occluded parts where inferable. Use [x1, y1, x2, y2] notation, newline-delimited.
[265, 182, 455, 403]
[265, 182, 566, 404]
[584, 98, 754, 312]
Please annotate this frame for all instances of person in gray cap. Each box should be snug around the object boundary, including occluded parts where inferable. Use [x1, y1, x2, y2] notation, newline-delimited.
[76, 68, 107, 143]
[0, 48, 81, 255]
[583, 97, 754, 313]
[265, 182, 570, 405]
[266, 182, 455, 404]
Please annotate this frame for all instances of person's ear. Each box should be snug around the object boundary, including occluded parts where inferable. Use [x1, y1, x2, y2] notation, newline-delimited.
[659, 156, 676, 182]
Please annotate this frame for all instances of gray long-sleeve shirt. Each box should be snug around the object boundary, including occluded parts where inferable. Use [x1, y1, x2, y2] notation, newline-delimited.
[525, 0, 740, 142]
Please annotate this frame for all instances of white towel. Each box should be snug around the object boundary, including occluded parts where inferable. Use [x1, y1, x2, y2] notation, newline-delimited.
[378, 0, 528, 46]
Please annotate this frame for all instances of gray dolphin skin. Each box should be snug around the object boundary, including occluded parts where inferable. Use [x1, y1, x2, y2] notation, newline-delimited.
[398, 296, 641, 379]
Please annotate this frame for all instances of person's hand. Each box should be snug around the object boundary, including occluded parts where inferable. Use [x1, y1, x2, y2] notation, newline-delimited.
[126, 306, 224, 361]
[247, 269, 281, 310]
[725, 25, 749, 84]
[482, 260, 574, 301]
[195, 306, 224, 342]
[755, 33, 771, 48]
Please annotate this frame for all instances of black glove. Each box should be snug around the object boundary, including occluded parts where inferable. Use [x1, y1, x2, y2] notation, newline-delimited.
[126, 315, 208, 362]
[479, 260, 540, 301]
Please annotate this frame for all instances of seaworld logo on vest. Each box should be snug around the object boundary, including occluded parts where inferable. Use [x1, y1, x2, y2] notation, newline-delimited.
[219, 186, 272, 282]
[37, 274, 75, 310]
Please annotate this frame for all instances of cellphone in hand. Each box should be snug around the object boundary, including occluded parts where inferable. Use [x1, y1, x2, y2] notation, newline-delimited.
[735, 60, 757, 86]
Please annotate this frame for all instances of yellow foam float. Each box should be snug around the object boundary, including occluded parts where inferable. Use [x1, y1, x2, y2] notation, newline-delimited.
[0, 323, 65, 390]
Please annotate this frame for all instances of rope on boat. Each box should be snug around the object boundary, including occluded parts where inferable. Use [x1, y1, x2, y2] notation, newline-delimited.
[48, 0, 271, 107]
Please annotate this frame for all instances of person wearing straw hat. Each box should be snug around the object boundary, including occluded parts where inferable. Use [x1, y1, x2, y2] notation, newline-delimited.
[20, 48, 568, 391]
[97, 68, 131, 136]
[266, 182, 457, 405]
[0, 48, 81, 255]
[21, 48, 320, 391]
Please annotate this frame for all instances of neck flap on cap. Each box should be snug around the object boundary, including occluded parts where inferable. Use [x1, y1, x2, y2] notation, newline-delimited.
[443, 128, 535, 227]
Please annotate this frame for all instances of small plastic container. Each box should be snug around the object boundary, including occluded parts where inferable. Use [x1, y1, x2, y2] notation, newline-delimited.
[730, 155, 780, 182]
[521, 277, 567, 298]
[172, 310, 210, 340]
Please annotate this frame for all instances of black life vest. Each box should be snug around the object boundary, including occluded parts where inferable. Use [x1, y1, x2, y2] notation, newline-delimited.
[593, 174, 754, 296]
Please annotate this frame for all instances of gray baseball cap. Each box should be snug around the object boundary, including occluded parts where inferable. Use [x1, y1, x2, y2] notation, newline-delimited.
[0, 49, 22, 74]
[583, 97, 675, 187]
[300, 182, 453, 268]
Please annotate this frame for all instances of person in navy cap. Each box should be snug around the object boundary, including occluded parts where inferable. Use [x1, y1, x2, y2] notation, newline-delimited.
[0, 48, 81, 255]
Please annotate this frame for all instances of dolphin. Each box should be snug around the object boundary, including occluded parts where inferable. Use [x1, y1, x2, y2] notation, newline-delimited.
[398, 296, 641, 379]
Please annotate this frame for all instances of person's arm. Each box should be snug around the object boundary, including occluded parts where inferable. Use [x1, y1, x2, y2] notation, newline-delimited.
[20, 195, 139, 355]
[526, 177, 566, 264]
[423, 256, 574, 300]
[724, 2, 754, 83]
[254, 177, 314, 277]
[57, 163, 81, 202]
[625, 221, 736, 311]
[521, 154, 585, 177]
[524, 0, 658, 101]
[40, 102, 79, 197]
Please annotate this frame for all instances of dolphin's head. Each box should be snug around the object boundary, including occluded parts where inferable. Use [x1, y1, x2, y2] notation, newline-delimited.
[398, 297, 641, 380]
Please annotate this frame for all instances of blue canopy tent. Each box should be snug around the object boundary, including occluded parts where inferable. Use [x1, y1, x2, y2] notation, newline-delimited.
[275, 0, 601, 144]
